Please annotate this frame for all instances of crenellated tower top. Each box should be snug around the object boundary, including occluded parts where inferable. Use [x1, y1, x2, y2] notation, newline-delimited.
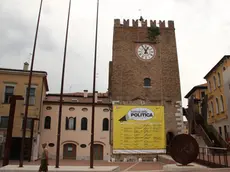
[114, 19, 174, 29]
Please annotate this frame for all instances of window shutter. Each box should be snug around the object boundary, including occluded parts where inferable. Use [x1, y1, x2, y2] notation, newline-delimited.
[73, 117, 76, 130]
[65, 117, 69, 130]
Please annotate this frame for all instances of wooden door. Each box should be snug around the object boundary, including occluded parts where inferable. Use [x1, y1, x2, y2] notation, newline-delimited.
[63, 143, 76, 159]
[93, 144, 103, 160]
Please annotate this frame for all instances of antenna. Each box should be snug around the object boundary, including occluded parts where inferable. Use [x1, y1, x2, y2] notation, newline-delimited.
[69, 85, 72, 92]
[139, 9, 144, 21]
[26, 53, 32, 63]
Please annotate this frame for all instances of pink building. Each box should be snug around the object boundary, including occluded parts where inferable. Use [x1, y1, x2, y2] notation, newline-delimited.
[39, 90, 112, 160]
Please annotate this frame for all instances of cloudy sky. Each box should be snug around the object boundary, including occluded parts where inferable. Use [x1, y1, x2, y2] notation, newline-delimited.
[0, 0, 230, 107]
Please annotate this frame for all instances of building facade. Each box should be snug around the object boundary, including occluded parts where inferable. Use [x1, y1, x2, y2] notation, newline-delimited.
[39, 91, 112, 160]
[108, 19, 183, 153]
[184, 83, 207, 134]
[204, 55, 230, 142]
[0, 62, 48, 160]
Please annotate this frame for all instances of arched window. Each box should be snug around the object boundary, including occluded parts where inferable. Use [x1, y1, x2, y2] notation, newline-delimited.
[44, 116, 51, 129]
[81, 117, 88, 130]
[102, 118, 109, 131]
[213, 76, 216, 89]
[211, 101, 214, 117]
[65, 117, 76, 130]
[215, 98, 219, 114]
[217, 72, 221, 87]
[144, 78, 151, 87]
[208, 81, 212, 92]
[220, 95, 224, 112]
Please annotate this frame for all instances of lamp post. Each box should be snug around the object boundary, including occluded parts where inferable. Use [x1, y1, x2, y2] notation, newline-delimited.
[55, 0, 71, 168]
[3, 95, 24, 167]
[19, 0, 43, 167]
[90, 0, 100, 168]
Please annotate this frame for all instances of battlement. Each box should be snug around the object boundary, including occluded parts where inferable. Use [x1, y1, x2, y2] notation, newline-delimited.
[114, 19, 174, 29]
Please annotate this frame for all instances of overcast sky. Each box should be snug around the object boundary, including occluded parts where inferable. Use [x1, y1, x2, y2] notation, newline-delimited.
[0, 0, 230, 107]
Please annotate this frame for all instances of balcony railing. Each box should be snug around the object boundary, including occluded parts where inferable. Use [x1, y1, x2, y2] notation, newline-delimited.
[196, 146, 229, 168]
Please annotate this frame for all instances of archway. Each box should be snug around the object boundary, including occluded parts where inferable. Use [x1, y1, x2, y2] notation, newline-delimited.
[63, 143, 77, 159]
[166, 131, 175, 153]
[93, 144, 103, 160]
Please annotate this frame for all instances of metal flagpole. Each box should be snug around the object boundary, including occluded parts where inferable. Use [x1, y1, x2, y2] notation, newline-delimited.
[19, 0, 43, 167]
[55, 0, 71, 168]
[90, 0, 100, 168]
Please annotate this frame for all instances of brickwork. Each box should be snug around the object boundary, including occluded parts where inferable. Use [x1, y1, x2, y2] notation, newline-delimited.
[109, 19, 182, 133]
[109, 19, 183, 160]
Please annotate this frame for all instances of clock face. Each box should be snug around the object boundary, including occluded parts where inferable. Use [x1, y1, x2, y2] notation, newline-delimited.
[136, 44, 156, 60]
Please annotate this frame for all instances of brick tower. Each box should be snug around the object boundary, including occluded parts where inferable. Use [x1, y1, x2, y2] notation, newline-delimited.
[108, 19, 183, 158]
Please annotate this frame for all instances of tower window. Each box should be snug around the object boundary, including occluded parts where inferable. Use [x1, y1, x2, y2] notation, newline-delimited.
[144, 78, 151, 87]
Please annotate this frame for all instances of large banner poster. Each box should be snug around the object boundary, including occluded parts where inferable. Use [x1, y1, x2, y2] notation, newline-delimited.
[113, 105, 166, 154]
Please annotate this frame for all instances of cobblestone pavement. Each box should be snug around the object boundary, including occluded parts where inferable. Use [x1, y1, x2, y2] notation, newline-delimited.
[0, 159, 173, 171]
[1, 159, 230, 171]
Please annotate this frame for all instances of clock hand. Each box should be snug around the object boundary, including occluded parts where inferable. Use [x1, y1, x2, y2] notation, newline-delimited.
[142, 45, 145, 50]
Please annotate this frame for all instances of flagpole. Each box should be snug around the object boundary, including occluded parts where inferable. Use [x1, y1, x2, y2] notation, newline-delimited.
[19, 0, 43, 167]
[55, 0, 71, 168]
[90, 0, 100, 168]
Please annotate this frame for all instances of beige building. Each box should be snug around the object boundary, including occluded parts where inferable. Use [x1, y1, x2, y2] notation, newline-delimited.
[39, 91, 112, 160]
[0, 62, 48, 160]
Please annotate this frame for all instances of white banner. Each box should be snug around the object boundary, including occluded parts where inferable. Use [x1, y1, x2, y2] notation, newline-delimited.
[113, 149, 166, 154]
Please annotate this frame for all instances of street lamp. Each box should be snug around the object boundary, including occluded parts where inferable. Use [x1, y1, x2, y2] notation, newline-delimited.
[90, 0, 100, 168]
[3, 95, 24, 166]
[19, 0, 43, 167]
[55, 0, 72, 168]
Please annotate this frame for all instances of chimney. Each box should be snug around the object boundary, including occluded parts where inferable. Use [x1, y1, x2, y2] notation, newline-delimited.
[23, 62, 29, 70]
[83, 90, 88, 98]
[95, 91, 98, 103]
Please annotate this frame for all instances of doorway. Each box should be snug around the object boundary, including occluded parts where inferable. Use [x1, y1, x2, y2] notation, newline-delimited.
[166, 132, 175, 153]
[63, 143, 76, 159]
[93, 144, 103, 160]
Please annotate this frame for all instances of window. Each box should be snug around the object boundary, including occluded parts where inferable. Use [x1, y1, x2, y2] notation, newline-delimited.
[211, 101, 214, 117]
[215, 98, 219, 114]
[44, 116, 51, 129]
[213, 76, 216, 89]
[217, 72, 221, 87]
[22, 118, 32, 129]
[219, 127, 222, 136]
[102, 118, 109, 131]
[220, 95, 224, 112]
[4, 86, 14, 103]
[201, 91, 205, 99]
[69, 107, 75, 111]
[0, 116, 8, 128]
[65, 117, 76, 130]
[144, 78, 151, 87]
[48, 143, 55, 147]
[208, 81, 212, 92]
[81, 117, 88, 130]
[25, 87, 36, 105]
[46, 106, 52, 110]
[103, 108, 109, 112]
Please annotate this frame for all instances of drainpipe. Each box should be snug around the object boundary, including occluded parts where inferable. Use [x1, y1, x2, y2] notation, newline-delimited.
[35, 76, 45, 161]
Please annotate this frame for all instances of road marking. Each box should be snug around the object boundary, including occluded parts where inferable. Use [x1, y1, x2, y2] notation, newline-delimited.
[122, 162, 140, 172]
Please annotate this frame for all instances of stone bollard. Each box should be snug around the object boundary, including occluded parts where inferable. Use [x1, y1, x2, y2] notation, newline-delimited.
[153, 158, 157, 162]
[138, 158, 142, 162]
[123, 158, 127, 162]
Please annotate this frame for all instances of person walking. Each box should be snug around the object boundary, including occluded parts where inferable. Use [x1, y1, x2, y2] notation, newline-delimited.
[39, 143, 49, 172]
